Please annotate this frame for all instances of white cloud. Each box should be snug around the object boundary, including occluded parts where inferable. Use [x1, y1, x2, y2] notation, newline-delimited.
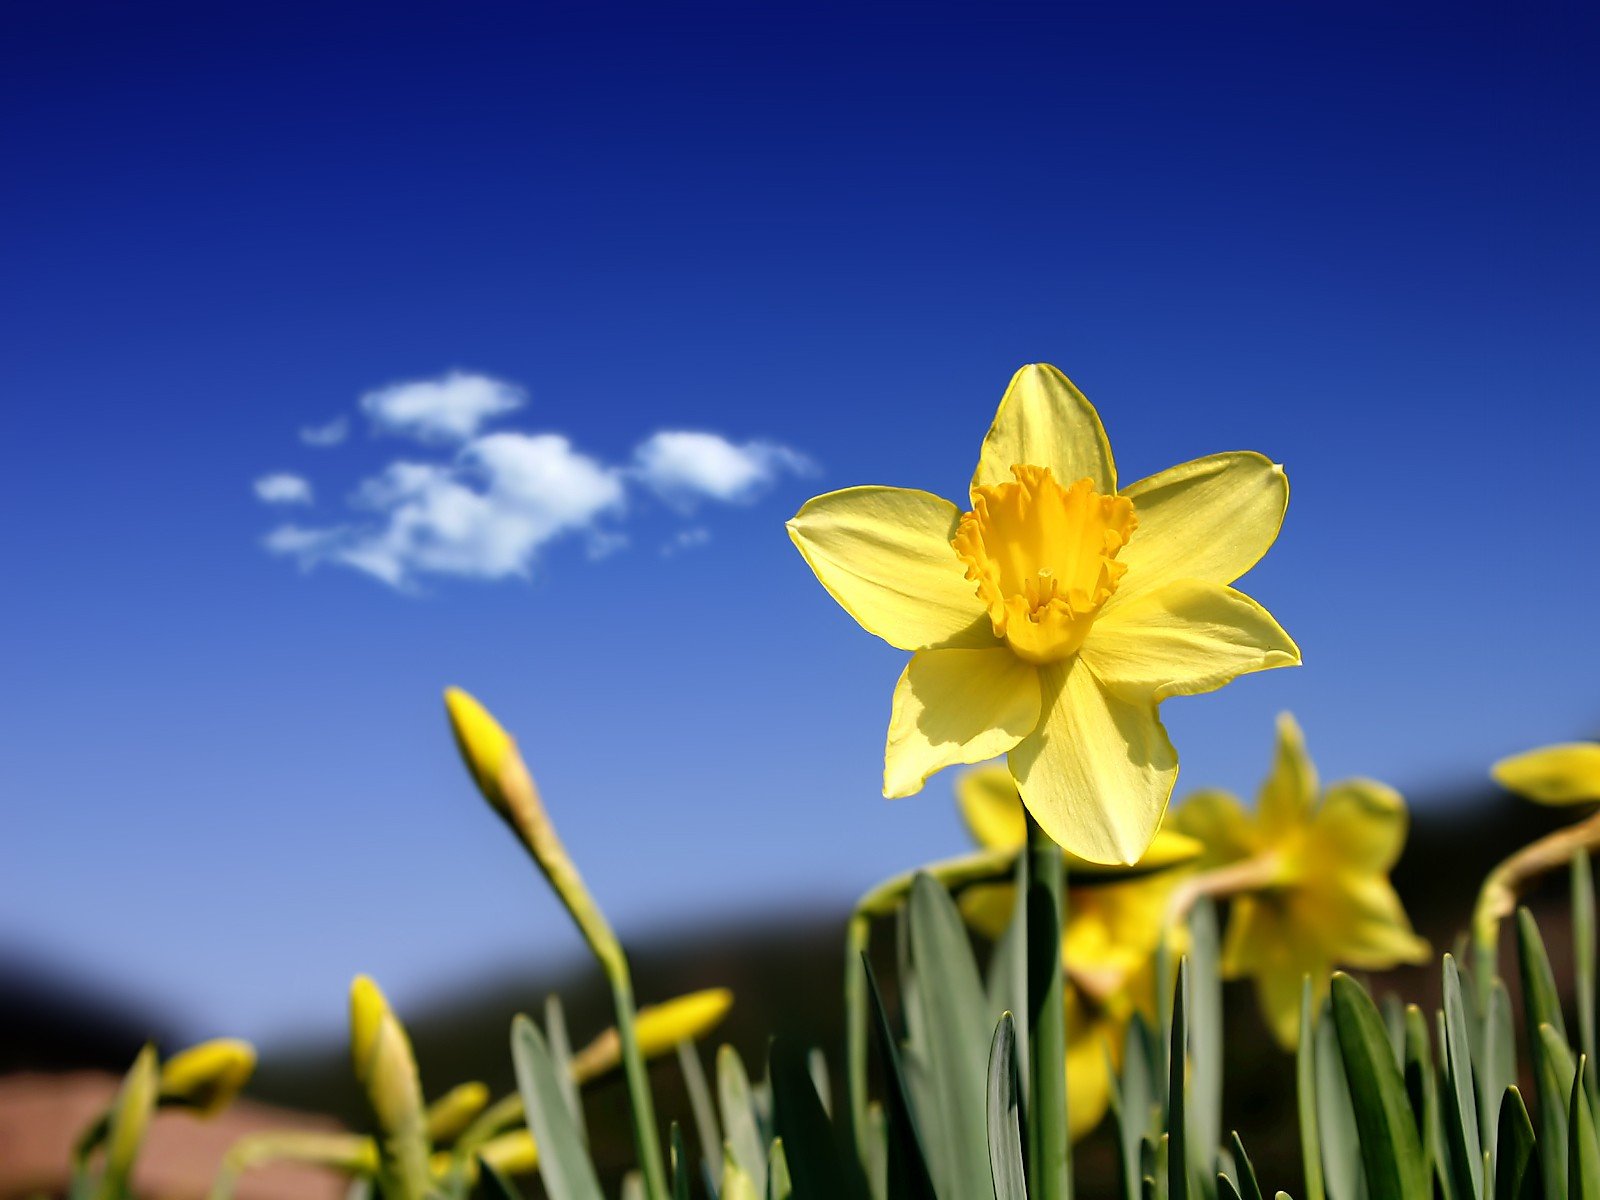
[661, 527, 712, 556]
[254, 473, 314, 505]
[633, 431, 812, 506]
[361, 371, 525, 443]
[299, 416, 350, 447]
[266, 434, 625, 588]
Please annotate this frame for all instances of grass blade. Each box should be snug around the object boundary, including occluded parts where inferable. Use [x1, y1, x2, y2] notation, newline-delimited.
[1444, 956, 1486, 1200]
[1330, 973, 1429, 1200]
[1497, 1088, 1538, 1200]
[987, 1012, 1027, 1200]
[511, 1014, 604, 1200]
[1298, 980, 1327, 1200]
[719, 1045, 769, 1196]
[771, 1036, 868, 1200]
[862, 955, 938, 1200]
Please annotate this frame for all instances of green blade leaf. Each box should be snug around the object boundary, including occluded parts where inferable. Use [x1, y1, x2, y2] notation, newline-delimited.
[987, 1012, 1027, 1200]
[1400, 1004, 1443, 1200]
[670, 1123, 691, 1200]
[678, 1042, 723, 1190]
[1298, 980, 1327, 1200]
[1443, 955, 1486, 1200]
[1316, 998, 1366, 1200]
[1576, 854, 1598, 1110]
[1484, 981, 1518, 1164]
[719, 1045, 769, 1196]
[1571, 1058, 1600, 1200]
[1189, 901, 1225, 1190]
[1230, 1131, 1265, 1200]
[770, 1037, 868, 1200]
[477, 1157, 527, 1200]
[1518, 907, 1571, 1200]
[862, 955, 938, 1200]
[1170, 958, 1192, 1200]
[907, 872, 999, 1200]
[769, 1137, 793, 1200]
[1496, 1087, 1539, 1200]
[1330, 973, 1429, 1200]
[545, 994, 586, 1145]
[510, 1014, 604, 1200]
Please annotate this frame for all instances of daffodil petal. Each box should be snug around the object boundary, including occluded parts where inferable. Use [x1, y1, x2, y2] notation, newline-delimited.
[1169, 789, 1258, 869]
[1112, 452, 1288, 608]
[1295, 876, 1430, 971]
[884, 648, 1042, 798]
[1314, 779, 1408, 873]
[1080, 579, 1300, 702]
[1257, 712, 1317, 840]
[971, 364, 1115, 497]
[1065, 993, 1117, 1140]
[955, 764, 1028, 850]
[788, 486, 994, 651]
[958, 881, 1017, 940]
[1009, 660, 1177, 865]
[1492, 743, 1600, 806]
[1221, 897, 1322, 1048]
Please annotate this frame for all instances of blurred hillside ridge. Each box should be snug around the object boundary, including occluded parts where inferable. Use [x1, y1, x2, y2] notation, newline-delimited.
[1, 775, 1588, 1197]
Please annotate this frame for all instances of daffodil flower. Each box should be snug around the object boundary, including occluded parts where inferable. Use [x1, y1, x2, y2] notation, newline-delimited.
[789, 364, 1299, 863]
[1170, 714, 1428, 1047]
[158, 1038, 257, 1117]
[1473, 740, 1600, 983]
[954, 765, 1197, 1138]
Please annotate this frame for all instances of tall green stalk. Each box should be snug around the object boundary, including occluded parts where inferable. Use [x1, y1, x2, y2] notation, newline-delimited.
[1026, 811, 1069, 1200]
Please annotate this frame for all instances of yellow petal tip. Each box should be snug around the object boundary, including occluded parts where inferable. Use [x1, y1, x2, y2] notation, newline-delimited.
[444, 687, 518, 816]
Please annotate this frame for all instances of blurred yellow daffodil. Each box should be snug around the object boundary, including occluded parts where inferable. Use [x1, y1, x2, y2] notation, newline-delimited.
[1170, 714, 1428, 1047]
[1493, 741, 1600, 806]
[1473, 739, 1600, 982]
[158, 1038, 257, 1117]
[953, 765, 1198, 1138]
[569, 988, 733, 1082]
[789, 363, 1298, 864]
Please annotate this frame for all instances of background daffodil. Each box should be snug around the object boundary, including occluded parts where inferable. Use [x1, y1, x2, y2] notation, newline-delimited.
[1171, 713, 1429, 1047]
[954, 765, 1197, 1138]
[788, 363, 1299, 863]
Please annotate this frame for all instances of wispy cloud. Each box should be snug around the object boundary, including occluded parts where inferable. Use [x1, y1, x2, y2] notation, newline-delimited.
[360, 371, 525, 443]
[264, 372, 812, 590]
[633, 431, 814, 506]
[299, 416, 350, 447]
[254, 473, 314, 505]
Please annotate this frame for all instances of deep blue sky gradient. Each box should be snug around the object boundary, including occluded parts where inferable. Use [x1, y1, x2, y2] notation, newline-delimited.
[3, 1, 1598, 1039]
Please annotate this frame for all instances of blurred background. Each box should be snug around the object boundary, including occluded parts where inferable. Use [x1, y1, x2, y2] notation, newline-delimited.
[2, 0, 1597, 1195]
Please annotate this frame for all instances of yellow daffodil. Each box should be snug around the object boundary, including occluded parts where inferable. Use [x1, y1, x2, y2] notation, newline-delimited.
[349, 975, 432, 1195]
[158, 1038, 257, 1117]
[789, 364, 1299, 863]
[953, 765, 1197, 1138]
[1171, 714, 1428, 1047]
[569, 987, 734, 1082]
[1493, 741, 1600, 805]
[1474, 740, 1600, 981]
[424, 1082, 490, 1143]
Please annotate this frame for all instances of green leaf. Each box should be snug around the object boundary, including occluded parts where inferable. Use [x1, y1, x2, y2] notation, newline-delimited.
[1220, 1177, 1245, 1200]
[1330, 973, 1430, 1200]
[1298, 980, 1327, 1200]
[1484, 980, 1517, 1163]
[862, 955, 938, 1200]
[770, 1036, 868, 1200]
[719, 1045, 769, 1197]
[1496, 1087, 1539, 1200]
[865, 1102, 888, 1200]
[1576, 854, 1598, 1109]
[769, 1137, 793, 1200]
[986, 852, 1031, 1109]
[1400, 1005, 1443, 1200]
[907, 873, 989, 1199]
[1443, 955, 1486, 1200]
[1026, 817, 1069, 1200]
[510, 1014, 604, 1200]
[670, 1123, 691, 1200]
[1571, 1058, 1600, 1200]
[545, 994, 586, 1145]
[1315, 999, 1366, 1200]
[1230, 1132, 1265, 1200]
[1170, 958, 1192, 1200]
[1188, 901, 1225, 1191]
[678, 1043, 722, 1191]
[1518, 909, 1569, 1200]
[987, 1012, 1027, 1200]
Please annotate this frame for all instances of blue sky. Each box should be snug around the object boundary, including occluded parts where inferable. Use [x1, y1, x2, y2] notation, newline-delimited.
[3, 1, 1598, 1041]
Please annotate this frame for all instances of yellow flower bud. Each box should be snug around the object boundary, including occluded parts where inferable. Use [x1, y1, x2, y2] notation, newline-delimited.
[102, 1044, 160, 1192]
[479, 1129, 540, 1175]
[1493, 742, 1600, 806]
[444, 688, 519, 818]
[348, 975, 430, 1191]
[571, 988, 733, 1082]
[424, 1081, 490, 1143]
[159, 1038, 257, 1116]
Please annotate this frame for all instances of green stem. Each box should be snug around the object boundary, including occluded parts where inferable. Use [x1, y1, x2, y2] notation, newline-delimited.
[845, 910, 872, 1161]
[1026, 812, 1069, 1200]
[602, 945, 671, 1200]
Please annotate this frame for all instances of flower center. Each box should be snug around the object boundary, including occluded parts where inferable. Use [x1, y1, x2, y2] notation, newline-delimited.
[952, 466, 1137, 664]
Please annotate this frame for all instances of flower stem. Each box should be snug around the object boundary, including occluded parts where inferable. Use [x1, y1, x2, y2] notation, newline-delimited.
[1473, 807, 1600, 1009]
[1164, 852, 1286, 930]
[1026, 811, 1070, 1200]
[495, 751, 669, 1200]
[844, 910, 872, 1160]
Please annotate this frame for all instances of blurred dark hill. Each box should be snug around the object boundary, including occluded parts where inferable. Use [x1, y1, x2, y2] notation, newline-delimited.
[4, 781, 1587, 1196]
